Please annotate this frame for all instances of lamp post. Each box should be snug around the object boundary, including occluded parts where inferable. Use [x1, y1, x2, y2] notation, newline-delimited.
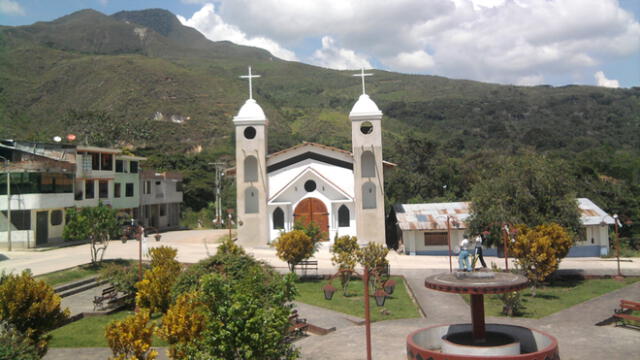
[435, 215, 453, 273]
[0, 155, 10, 251]
[613, 214, 622, 279]
[322, 267, 387, 360]
[502, 223, 510, 271]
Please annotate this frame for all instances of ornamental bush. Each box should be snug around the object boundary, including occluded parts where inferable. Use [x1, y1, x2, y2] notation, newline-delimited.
[0, 321, 40, 360]
[99, 263, 144, 306]
[510, 223, 573, 296]
[158, 292, 206, 359]
[357, 242, 390, 289]
[0, 271, 69, 357]
[105, 310, 157, 360]
[136, 265, 178, 314]
[274, 230, 315, 272]
[148, 246, 181, 274]
[330, 235, 359, 295]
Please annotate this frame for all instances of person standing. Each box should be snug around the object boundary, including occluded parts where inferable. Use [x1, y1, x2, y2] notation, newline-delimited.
[474, 235, 487, 268]
[458, 236, 472, 272]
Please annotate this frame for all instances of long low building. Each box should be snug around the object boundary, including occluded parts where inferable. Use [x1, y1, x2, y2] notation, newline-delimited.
[388, 198, 614, 257]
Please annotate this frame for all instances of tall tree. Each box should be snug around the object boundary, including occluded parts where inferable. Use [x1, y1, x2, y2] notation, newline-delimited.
[467, 153, 581, 247]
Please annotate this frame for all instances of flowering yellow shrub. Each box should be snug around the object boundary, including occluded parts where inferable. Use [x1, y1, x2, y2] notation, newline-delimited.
[0, 270, 70, 356]
[273, 230, 314, 272]
[511, 223, 573, 295]
[105, 310, 157, 360]
[135, 265, 177, 314]
[158, 291, 205, 359]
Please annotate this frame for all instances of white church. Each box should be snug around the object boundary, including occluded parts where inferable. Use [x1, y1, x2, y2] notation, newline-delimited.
[231, 68, 394, 247]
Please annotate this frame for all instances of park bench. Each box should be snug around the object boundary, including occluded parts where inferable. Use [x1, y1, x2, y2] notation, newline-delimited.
[613, 299, 640, 329]
[287, 310, 309, 339]
[298, 260, 318, 278]
[93, 286, 117, 311]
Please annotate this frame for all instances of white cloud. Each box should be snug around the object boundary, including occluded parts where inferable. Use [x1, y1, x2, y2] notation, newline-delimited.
[180, 0, 640, 85]
[177, 3, 297, 61]
[181, 0, 208, 3]
[516, 74, 545, 86]
[98, 0, 108, 6]
[310, 36, 371, 70]
[0, 0, 25, 15]
[594, 71, 620, 88]
[384, 50, 435, 73]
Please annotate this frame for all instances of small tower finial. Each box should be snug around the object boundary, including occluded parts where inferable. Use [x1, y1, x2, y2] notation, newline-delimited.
[240, 66, 261, 100]
[353, 68, 373, 95]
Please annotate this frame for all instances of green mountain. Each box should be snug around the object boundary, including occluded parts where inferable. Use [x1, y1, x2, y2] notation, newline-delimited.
[0, 8, 638, 228]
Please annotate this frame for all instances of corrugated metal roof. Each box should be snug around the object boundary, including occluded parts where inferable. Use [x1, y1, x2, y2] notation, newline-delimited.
[394, 198, 613, 231]
[394, 202, 470, 231]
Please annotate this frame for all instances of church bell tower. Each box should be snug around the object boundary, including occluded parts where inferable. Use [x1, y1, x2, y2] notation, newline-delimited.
[350, 69, 386, 245]
[234, 67, 268, 247]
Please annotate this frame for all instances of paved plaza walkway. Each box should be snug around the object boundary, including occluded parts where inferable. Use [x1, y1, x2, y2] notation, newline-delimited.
[0, 229, 637, 360]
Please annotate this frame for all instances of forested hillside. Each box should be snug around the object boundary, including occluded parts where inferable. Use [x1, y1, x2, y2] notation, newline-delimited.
[0, 9, 638, 238]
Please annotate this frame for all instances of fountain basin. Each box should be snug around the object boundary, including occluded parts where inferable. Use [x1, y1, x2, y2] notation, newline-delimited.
[407, 324, 559, 360]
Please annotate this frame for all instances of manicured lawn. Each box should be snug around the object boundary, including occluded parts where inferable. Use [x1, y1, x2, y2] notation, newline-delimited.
[464, 277, 640, 318]
[48, 310, 167, 348]
[294, 276, 421, 322]
[36, 259, 134, 287]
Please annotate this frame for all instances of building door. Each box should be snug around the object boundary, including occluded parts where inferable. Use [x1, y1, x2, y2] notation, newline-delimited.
[36, 211, 48, 245]
[293, 198, 329, 240]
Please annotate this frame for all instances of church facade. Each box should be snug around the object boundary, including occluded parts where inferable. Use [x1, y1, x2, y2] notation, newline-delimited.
[232, 70, 392, 247]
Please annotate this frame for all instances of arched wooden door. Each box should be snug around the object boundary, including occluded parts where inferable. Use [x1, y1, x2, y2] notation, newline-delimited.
[293, 198, 329, 240]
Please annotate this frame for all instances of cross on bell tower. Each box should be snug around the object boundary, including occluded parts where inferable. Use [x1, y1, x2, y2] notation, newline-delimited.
[353, 68, 373, 95]
[240, 66, 261, 100]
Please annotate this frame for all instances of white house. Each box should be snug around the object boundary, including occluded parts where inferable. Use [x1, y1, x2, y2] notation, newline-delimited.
[389, 198, 614, 257]
[139, 170, 183, 231]
[0, 140, 76, 248]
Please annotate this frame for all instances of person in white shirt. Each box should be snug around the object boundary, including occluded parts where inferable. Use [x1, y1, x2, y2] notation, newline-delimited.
[474, 235, 487, 268]
[458, 236, 472, 271]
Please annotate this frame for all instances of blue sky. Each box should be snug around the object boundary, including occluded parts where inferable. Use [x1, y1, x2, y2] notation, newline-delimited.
[1, 0, 639, 88]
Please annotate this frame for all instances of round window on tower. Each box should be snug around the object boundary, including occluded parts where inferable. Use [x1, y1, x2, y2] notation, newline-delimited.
[304, 180, 317, 192]
[360, 121, 373, 135]
[244, 126, 257, 139]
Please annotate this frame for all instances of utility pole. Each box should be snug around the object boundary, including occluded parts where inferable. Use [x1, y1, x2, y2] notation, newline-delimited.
[1, 156, 10, 251]
[209, 162, 224, 227]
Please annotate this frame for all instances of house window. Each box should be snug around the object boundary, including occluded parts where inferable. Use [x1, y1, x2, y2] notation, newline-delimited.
[361, 151, 375, 178]
[244, 156, 258, 182]
[74, 180, 83, 200]
[126, 183, 134, 197]
[245, 186, 258, 214]
[91, 153, 100, 170]
[362, 182, 376, 209]
[101, 154, 113, 171]
[424, 232, 449, 246]
[130, 161, 138, 174]
[144, 181, 151, 194]
[176, 181, 183, 192]
[338, 205, 350, 227]
[2, 210, 31, 230]
[160, 204, 167, 216]
[115, 160, 124, 173]
[114, 183, 121, 198]
[85, 180, 95, 199]
[99, 180, 109, 199]
[273, 207, 284, 229]
[51, 210, 63, 226]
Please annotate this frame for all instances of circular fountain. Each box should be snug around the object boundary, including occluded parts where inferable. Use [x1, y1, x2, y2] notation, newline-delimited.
[406, 271, 559, 360]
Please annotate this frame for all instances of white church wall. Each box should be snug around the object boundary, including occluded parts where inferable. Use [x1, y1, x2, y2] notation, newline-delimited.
[331, 202, 356, 240]
[268, 159, 354, 200]
[268, 203, 292, 242]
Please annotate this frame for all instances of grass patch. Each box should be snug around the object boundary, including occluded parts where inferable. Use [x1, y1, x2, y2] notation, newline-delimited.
[35, 259, 134, 287]
[294, 276, 420, 322]
[48, 310, 167, 348]
[463, 277, 640, 318]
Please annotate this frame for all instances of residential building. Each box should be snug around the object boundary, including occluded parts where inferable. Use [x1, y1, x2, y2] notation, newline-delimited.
[389, 198, 614, 257]
[139, 170, 183, 231]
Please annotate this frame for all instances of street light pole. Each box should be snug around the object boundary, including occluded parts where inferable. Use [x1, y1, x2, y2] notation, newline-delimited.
[502, 224, 510, 271]
[613, 214, 622, 278]
[363, 266, 372, 360]
[209, 162, 224, 227]
[446, 216, 452, 273]
[1, 156, 10, 251]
